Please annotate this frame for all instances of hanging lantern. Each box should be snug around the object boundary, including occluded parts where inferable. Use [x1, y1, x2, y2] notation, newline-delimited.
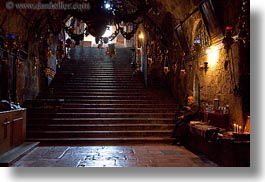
[163, 50, 170, 75]
[222, 26, 234, 53]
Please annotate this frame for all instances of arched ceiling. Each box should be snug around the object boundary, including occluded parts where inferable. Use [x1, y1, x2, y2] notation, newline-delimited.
[0, 0, 198, 38]
[2, 0, 242, 52]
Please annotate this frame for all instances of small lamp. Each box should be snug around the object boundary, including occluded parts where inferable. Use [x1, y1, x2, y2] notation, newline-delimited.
[200, 61, 208, 72]
[163, 54, 170, 75]
[148, 58, 153, 66]
[180, 68, 186, 74]
[164, 66, 170, 75]
[204, 61, 209, 72]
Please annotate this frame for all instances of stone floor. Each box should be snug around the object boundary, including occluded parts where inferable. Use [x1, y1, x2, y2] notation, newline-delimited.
[11, 144, 218, 167]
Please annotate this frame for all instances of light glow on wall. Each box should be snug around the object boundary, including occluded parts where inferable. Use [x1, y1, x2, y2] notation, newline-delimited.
[206, 46, 219, 67]
[138, 32, 144, 39]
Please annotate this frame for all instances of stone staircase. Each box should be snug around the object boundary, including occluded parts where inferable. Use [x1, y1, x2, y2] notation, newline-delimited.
[26, 47, 177, 145]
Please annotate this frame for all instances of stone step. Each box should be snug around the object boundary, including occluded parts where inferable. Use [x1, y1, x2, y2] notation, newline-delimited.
[26, 117, 175, 124]
[61, 103, 176, 108]
[46, 87, 146, 91]
[27, 130, 172, 138]
[54, 76, 135, 79]
[56, 65, 132, 69]
[61, 71, 132, 75]
[27, 123, 175, 131]
[56, 64, 133, 68]
[53, 83, 144, 87]
[63, 102, 176, 108]
[61, 83, 144, 87]
[66, 80, 141, 83]
[41, 89, 150, 95]
[40, 89, 174, 97]
[37, 95, 169, 100]
[36, 95, 173, 100]
[54, 76, 139, 80]
[26, 137, 174, 145]
[57, 65, 132, 68]
[30, 99, 175, 105]
[38, 92, 172, 97]
[0, 142, 39, 167]
[27, 107, 176, 113]
[38, 93, 151, 97]
[57, 66, 132, 69]
[24, 102, 176, 109]
[27, 113, 175, 120]
[54, 73, 135, 77]
[53, 75, 136, 78]
[48, 85, 145, 89]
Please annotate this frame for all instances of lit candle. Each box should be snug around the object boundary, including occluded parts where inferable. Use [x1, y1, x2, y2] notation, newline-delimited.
[233, 123, 236, 133]
[239, 126, 242, 133]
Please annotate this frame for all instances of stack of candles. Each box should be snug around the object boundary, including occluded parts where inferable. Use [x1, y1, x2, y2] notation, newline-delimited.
[233, 123, 242, 133]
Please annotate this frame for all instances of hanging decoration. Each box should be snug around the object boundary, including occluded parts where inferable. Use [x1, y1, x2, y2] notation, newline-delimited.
[118, 23, 139, 40]
[4, 33, 16, 52]
[64, 25, 84, 46]
[64, 0, 150, 45]
[180, 52, 186, 74]
[222, 26, 234, 54]
[64, 20, 139, 46]
[45, 33, 57, 82]
[237, 0, 249, 47]
[56, 33, 65, 67]
[163, 49, 170, 75]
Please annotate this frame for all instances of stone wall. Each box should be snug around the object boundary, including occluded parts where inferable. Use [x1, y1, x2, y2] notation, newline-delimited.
[142, 0, 249, 129]
[1, 12, 41, 104]
[187, 43, 244, 129]
[171, 1, 248, 129]
[18, 41, 41, 103]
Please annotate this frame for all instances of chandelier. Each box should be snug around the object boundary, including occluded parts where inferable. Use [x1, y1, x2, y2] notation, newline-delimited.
[64, 0, 150, 44]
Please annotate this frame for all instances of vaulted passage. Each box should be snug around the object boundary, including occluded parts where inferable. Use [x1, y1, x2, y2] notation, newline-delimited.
[26, 47, 177, 145]
[0, 0, 250, 168]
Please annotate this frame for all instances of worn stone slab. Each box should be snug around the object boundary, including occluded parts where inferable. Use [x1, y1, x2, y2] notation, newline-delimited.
[11, 144, 218, 167]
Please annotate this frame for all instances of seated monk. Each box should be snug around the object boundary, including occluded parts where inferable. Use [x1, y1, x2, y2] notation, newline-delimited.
[172, 96, 200, 145]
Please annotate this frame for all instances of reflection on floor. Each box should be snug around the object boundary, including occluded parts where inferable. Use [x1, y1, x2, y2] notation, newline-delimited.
[12, 144, 218, 167]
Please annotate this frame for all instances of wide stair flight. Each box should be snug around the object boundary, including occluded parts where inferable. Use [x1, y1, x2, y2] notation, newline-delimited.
[26, 47, 177, 145]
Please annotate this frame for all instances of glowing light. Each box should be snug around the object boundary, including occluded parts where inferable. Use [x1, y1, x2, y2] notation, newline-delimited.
[206, 46, 219, 67]
[138, 33, 144, 39]
[104, 3, 111, 10]
[102, 26, 112, 37]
